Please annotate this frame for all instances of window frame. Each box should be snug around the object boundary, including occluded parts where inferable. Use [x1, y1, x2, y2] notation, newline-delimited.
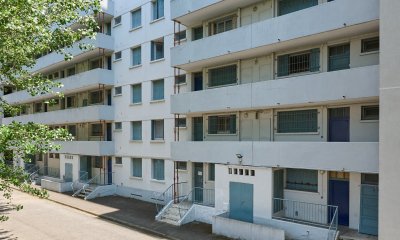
[115, 157, 122, 165]
[114, 16, 122, 26]
[131, 121, 142, 141]
[114, 51, 122, 61]
[175, 118, 187, 128]
[285, 168, 318, 193]
[90, 123, 103, 137]
[151, 119, 164, 140]
[152, 159, 165, 181]
[361, 105, 379, 121]
[151, 0, 164, 21]
[208, 114, 237, 135]
[150, 38, 164, 61]
[277, 109, 319, 134]
[207, 64, 238, 88]
[114, 86, 122, 96]
[114, 122, 122, 131]
[361, 37, 379, 53]
[131, 46, 142, 67]
[131, 158, 143, 178]
[152, 79, 164, 101]
[131, 8, 142, 29]
[208, 163, 215, 181]
[131, 83, 142, 104]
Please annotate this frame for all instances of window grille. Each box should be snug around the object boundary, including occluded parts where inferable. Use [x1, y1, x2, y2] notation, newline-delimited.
[277, 109, 318, 133]
[209, 65, 237, 87]
[208, 115, 236, 134]
[278, 48, 320, 77]
[286, 169, 318, 192]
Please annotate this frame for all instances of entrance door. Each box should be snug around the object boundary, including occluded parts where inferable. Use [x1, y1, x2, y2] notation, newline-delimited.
[80, 156, 92, 180]
[273, 169, 284, 213]
[107, 158, 112, 185]
[107, 89, 112, 106]
[193, 72, 203, 91]
[192, 117, 203, 141]
[193, 163, 203, 203]
[328, 107, 350, 142]
[359, 174, 379, 236]
[329, 178, 350, 226]
[65, 163, 73, 182]
[106, 123, 112, 141]
[229, 182, 254, 223]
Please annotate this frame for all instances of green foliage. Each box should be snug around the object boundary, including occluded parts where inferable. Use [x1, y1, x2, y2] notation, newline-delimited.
[0, 0, 100, 220]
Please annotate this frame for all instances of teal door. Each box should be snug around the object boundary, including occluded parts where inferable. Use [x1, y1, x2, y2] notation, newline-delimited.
[229, 182, 254, 223]
[193, 163, 203, 203]
[192, 117, 203, 141]
[64, 163, 73, 182]
[273, 170, 284, 213]
[80, 156, 92, 179]
[359, 185, 379, 235]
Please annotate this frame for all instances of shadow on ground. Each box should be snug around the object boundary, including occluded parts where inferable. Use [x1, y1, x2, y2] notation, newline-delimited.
[89, 196, 230, 240]
[0, 229, 18, 240]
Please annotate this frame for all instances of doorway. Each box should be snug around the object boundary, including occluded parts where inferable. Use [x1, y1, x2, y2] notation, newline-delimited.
[192, 117, 203, 141]
[229, 182, 254, 223]
[329, 171, 350, 226]
[359, 174, 378, 235]
[107, 158, 112, 185]
[193, 163, 203, 203]
[328, 107, 350, 142]
[193, 72, 203, 91]
[273, 169, 284, 213]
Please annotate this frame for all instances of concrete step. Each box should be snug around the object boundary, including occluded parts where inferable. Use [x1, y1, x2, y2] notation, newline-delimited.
[162, 213, 181, 222]
[159, 217, 180, 226]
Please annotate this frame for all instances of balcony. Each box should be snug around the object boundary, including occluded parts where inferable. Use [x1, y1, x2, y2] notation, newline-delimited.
[53, 141, 114, 156]
[32, 33, 114, 72]
[170, 0, 261, 26]
[171, 65, 379, 114]
[171, 0, 379, 70]
[101, 0, 114, 16]
[171, 141, 379, 173]
[3, 68, 114, 104]
[2, 105, 114, 125]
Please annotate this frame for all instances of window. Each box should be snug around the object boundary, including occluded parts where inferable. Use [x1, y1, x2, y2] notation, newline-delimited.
[114, 16, 121, 25]
[132, 158, 142, 177]
[152, 159, 165, 180]
[286, 169, 318, 192]
[277, 48, 320, 77]
[209, 163, 215, 181]
[94, 156, 103, 168]
[174, 30, 186, 42]
[114, 86, 122, 96]
[131, 8, 141, 29]
[114, 51, 122, 60]
[211, 15, 236, 35]
[192, 26, 203, 41]
[66, 96, 76, 108]
[208, 65, 237, 87]
[361, 174, 379, 185]
[175, 74, 186, 85]
[208, 115, 236, 134]
[278, 0, 318, 16]
[67, 125, 77, 137]
[89, 90, 103, 105]
[132, 84, 142, 104]
[361, 105, 379, 120]
[115, 122, 122, 130]
[115, 157, 122, 164]
[90, 124, 103, 137]
[152, 0, 164, 20]
[151, 38, 164, 61]
[90, 59, 102, 70]
[67, 67, 75, 77]
[361, 37, 379, 53]
[152, 79, 164, 100]
[151, 120, 164, 140]
[328, 44, 350, 72]
[175, 118, 187, 128]
[34, 102, 43, 113]
[131, 46, 141, 66]
[277, 109, 318, 133]
[131, 121, 142, 140]
[177, 161, 187, 170]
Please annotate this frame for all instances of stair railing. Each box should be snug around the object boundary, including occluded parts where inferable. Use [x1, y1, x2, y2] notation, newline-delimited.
[154, 182, 187, 213]
[28, 166, 45, 182]
[178, 187, 215, 218]
[71, 171, 88, 193]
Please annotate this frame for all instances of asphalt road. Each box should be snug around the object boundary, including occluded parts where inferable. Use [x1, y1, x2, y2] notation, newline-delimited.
[0, 190, 166, 240]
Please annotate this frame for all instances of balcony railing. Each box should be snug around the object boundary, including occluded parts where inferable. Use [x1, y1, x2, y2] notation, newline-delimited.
[273, 198, 338, 235]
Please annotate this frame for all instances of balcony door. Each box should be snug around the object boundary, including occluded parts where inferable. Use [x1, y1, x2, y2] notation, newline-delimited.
[328, 107, 350, 142]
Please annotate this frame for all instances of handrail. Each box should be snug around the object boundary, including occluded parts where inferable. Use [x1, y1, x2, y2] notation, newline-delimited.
[178, 187, 215, 218]
[154, 182, 187, 213]
[71, 171, 89, 193]
[28, 166, 45, 182]
[72, 172, 115, 198]
[327, 207, 338, 240]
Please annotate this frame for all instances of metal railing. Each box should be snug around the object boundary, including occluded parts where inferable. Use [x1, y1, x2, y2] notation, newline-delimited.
[72, 171, 115, 197]
[178, 187, 215, 218]
[154, 182, 188, 213]
[273, 198, 338, 229]
[71, 171, 89, 193]
[327, 207, 339, 240]
[29, 166, 61, 182]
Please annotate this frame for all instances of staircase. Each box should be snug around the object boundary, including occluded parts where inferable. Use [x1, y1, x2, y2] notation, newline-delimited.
[73, 185, 97, 199]
[157, 201, 193, 226]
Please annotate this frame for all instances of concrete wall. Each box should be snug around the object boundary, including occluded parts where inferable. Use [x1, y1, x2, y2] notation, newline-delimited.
[60, 154, 80, 182]
[212, 213, 285, 240]
[379, 0, 400, 238]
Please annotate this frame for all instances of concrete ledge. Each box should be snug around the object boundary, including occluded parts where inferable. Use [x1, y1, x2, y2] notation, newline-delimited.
[41, 178, 72, 193]
[212, 213, 285, 240]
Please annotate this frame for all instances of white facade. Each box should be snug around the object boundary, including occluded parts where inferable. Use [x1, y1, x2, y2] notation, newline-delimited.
[3, 0, 400, 239]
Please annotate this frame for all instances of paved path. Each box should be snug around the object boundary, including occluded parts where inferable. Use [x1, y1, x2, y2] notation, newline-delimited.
[0, 190, 165, 240]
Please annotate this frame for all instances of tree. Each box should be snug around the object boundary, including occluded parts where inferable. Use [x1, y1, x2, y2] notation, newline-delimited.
[0, 0, 100, 221]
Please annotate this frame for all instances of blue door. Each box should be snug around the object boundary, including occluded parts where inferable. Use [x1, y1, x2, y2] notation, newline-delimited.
[329, 107, 350, 142]
[329, 180, 350, 226]
[193, 72, 203, 91]
[107, 158, 112, 185]
[229, 182, 253, 223]
[359, 185, 378, 235]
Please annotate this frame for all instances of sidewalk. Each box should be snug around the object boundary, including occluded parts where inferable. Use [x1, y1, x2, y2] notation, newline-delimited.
[45, 190, 229, 240]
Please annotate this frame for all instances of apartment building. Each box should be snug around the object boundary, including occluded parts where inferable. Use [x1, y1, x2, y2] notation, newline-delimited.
[2, 0, 400, 239]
